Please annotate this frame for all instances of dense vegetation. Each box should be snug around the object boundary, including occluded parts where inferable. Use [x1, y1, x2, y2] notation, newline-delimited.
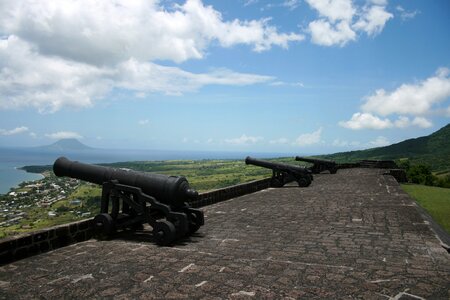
[321, 123, 450, 172]
[397, 159, 450, 188]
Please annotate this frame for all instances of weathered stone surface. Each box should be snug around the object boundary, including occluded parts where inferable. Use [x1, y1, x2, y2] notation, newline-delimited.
[0, 169, 449, 299]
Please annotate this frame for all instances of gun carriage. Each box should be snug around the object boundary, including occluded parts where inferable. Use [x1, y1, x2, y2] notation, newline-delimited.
[53, 157, 204, 246]
[295, 156, 338, 174]
[245, 156, 313, 187]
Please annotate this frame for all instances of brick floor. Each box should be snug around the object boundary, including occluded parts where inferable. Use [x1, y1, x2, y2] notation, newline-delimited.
[0, 169, 449, 299]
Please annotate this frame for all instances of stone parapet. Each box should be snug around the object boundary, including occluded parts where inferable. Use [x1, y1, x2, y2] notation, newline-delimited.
[190, 178, 272, 208]
[0, 219, 93, 265]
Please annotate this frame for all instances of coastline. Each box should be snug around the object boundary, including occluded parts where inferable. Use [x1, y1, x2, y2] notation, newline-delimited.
[0, 167, 45, 195]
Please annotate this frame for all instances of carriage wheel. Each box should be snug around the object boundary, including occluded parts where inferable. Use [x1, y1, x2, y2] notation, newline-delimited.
[93, 213, 115, 240]
[297, 177, 311, 187]
[153, 220, 176, 246]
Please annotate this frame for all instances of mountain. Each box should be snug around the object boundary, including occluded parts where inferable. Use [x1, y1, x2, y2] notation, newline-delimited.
[321, 124, 450, 171]
[36, 139, 93, 152]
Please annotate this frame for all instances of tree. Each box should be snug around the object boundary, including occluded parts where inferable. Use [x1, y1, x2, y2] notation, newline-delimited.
[407, 164, 436, 186]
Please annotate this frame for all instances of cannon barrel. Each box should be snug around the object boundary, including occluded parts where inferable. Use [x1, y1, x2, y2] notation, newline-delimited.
[245, 156, 309, 174]
[295, 156, 335, 164]
[53, 157, 197, 207]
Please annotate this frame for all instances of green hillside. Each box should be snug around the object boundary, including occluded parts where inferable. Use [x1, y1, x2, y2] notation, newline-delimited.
[321, 123, 450, 171]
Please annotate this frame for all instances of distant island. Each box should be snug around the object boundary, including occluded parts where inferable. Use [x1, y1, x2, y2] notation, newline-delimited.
[34, 138, 93, 152]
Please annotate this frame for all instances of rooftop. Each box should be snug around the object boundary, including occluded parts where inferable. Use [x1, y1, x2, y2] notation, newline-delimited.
[0, 169, 449, 299]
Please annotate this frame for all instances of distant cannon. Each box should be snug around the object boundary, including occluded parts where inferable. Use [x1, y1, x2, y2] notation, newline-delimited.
[53, 157, 204, 246]
[245, 156, 313, 187]
[295, 156, 338, 174]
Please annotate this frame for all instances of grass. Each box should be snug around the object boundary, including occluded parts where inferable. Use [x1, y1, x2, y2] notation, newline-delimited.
[401, 184, 450, 234]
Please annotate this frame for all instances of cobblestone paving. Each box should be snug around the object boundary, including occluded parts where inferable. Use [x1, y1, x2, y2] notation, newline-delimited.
[0, 169, 449, 299]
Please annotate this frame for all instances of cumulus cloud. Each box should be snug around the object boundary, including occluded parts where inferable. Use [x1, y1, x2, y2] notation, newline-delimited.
[45, 131, 83, 139]
[224, 134, 263, 145]
[0, 126, 29, 136]
[353, 5, 393, 36]
[340, 68, 450, 130]
[306, 0, 392, 46]
[411, 117, 432, 128]
[339, 113, 392, 130]
[309, 19, 356, 46]
[0, 0, 301, 112]
[293, 128, 322, 146]
[138, 119, 149, 125]
[362, 68, 450, 116]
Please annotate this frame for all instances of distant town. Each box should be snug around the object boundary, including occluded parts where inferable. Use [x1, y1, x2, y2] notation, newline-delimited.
[0, 173, 99, 237]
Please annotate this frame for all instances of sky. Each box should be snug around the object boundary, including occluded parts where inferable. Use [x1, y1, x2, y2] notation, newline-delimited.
[0, 0, 449, 155]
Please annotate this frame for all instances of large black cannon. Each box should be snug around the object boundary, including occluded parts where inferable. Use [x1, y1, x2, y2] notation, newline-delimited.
[245, 156, 313, 187]
[295, 156, 338, 174]
[53, 157, 204, 245]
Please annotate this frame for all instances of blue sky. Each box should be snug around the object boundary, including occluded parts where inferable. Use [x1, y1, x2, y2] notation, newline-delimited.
[0, 0, 449, 155]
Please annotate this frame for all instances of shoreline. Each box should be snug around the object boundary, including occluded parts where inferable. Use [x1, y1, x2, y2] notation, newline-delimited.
[0, 167, 45, 195]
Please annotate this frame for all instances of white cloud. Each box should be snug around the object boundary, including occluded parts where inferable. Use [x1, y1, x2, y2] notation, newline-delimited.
[225, 134, 263, 145]
[396, 6, 420, 21]
[138, 119, 149, 125]
[45, 131, 83, 139]
[368, 136, 390, 147]
[306, 0, 355, 22]
[293, 127, 322, 146]
[340, 114, 434, 130]
[269, 81, 304, 87]
[411, 117, 432, 128]
[362, 68, 450, 116]
[341, 68, 450, 130]
[0, 37, 273, 112]
[0, 0, 302, 112]
[393, 116, 410, 128]
[339, 112, 393, 130]
[0, 126, 29, 136]
[353, 5, 393, 36]
[393, 116, 432, 129]
[1, 0, 303, 63]
[309, 19, 356, 46]
[305, 0, 392, 46]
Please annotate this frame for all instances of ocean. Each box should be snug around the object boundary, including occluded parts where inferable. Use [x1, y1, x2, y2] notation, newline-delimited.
[0, 147, 294, 195]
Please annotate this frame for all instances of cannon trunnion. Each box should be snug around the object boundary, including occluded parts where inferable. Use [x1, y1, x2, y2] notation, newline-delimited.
[295, 156, 338, 174]
[245, 156, 313, 187]
[53, 157, 204, 246]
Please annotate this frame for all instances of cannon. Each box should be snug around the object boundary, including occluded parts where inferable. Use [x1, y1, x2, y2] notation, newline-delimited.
[295, 156, 338, 174]
[53, 157, 204, 246]
[245, 156, 313, 187]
